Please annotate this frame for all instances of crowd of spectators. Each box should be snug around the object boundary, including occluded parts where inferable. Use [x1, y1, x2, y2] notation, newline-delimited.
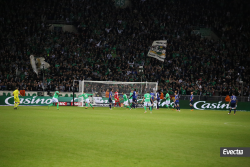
[0, 0, 250, 96]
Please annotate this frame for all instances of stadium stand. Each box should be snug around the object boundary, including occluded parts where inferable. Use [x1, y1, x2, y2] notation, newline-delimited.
[0, 0, 249, 96]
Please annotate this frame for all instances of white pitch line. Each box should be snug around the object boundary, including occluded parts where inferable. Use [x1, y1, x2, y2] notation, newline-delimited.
[224, 122, 247, 127]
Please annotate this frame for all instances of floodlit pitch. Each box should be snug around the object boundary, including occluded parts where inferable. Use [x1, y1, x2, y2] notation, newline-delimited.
[0, 106, 250, 167]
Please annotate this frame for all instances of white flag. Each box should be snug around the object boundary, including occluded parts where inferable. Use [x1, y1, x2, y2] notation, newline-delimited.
[147, 40, 167, 62]
[30, 55, 50, 75]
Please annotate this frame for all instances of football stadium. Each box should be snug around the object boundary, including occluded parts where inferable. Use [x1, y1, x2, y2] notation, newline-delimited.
[0, 0, 250, 166]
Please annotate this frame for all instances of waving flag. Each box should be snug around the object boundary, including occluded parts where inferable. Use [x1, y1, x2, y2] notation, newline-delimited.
[147, 40, 167, 62]
[30, 55, 50, 75]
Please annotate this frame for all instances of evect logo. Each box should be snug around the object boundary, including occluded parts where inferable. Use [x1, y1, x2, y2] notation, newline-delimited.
[220, 147, 250, 157]
[223, 149, 243, 155]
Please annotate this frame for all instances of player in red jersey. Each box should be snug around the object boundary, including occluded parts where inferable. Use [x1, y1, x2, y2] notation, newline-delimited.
[114, 89, 121, 107]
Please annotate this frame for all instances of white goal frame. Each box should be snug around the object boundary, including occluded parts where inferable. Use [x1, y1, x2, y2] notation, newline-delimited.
[77, 80, 158, 107]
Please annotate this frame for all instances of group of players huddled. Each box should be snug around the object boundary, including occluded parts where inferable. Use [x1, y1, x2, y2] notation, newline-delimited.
[108, 88, 192, 114]
[12, 87, 238, 115]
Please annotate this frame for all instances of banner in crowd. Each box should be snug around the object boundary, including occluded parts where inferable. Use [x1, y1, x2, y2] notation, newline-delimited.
[147, 40, 167, 62]
[0, 96, 249, 111]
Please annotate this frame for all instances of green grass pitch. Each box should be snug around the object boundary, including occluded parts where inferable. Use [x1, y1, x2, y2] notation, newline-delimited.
[0, 106, 250, 167]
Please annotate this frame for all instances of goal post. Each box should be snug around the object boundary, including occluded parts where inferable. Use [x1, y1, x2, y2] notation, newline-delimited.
[78, 80, 158, 107]
[78, 96, 84, 107]
[78, 80, 96, 107]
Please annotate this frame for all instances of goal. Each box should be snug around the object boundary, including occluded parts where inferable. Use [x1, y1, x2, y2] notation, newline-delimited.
[78, 80, 158, 107]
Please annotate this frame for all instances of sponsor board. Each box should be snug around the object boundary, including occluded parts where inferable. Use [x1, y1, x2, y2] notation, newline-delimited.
[93, 98, 249, 111]
[71, 102, 79, 106]
[93, 97, 122, 104]
[0, 96, 249, 111]
[0, 96, 77, 106]
[58, 102, 67, 106]
[193, 101, 230, 110]
[158, 100, 249, 111]
[4, 96, 53, 106]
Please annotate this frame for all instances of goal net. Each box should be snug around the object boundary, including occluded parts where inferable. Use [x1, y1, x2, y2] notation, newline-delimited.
[78, 97, 84, 107]
[78, 80, 158, 107]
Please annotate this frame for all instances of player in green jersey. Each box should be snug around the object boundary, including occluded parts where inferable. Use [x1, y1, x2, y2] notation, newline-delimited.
[142, 91, 153, 113]
[165, 93, 171, 109]
[48, 91, 61, 110]
[120, 92, 132, 110]
[78, 92, 94, 109]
